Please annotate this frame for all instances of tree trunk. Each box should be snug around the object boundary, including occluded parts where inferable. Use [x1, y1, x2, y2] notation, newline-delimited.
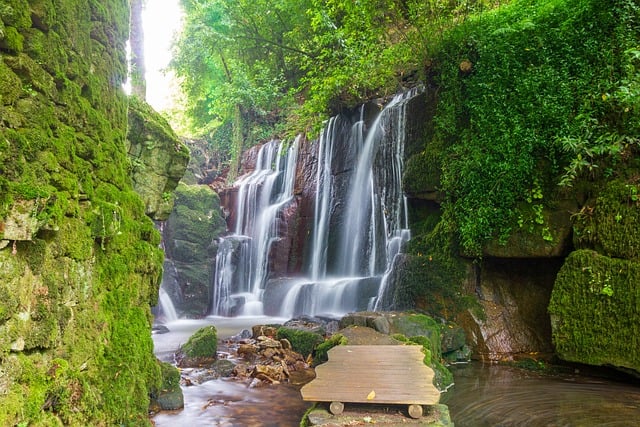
[129, 0, 146, 99]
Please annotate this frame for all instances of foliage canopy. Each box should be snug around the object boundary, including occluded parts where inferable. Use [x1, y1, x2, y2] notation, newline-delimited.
[171, 0, 502, 141]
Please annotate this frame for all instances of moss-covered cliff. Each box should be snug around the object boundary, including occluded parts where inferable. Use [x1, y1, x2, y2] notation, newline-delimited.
[127, 96, 189, 221]
[162, 183, 227, 317]
[401, 0, 640, 369]
[1, 0, 166, 424]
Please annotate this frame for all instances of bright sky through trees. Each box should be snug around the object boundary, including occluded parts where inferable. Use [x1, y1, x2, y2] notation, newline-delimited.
[142, 0, 183, 111]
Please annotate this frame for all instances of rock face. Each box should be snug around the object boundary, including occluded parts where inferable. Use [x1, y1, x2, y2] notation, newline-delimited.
[162, 183, 227, 316]
[548, 179, 640, 376]
[457, 258, 561, 361]
[127, 96, 189, 220]
[0, 1, 168, 424]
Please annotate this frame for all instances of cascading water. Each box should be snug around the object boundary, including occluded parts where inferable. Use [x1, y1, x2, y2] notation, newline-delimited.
[211, 137, 301, 316]
[158, 287, 179, 322]
[211, 88, 420, 318]
[278, 89, 417, 317]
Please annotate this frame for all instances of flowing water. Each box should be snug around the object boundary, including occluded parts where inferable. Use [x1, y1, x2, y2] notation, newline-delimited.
[210, 89, 418, 319]
[211, 137, 301, 317]
[152, 317, 311, 427]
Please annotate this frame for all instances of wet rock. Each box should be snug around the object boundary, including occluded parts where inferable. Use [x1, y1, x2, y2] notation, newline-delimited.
[440, 323, 466, 353]
[176, 325, 218, 367]
[337, 325, 403, 346]
[284, 316, 328, 335]
[237, 343, 258, 359]
[458, 258, 559, 361]
[251, 364, 285, 383]
[1, 198, 46, 241]
[152, 324, 171, 334]
[193, 359, 237, 383]
[161, 184, 227, 316]
[257, 336, 282, 349]
[252, 324, 280, 338]
[230, 329, 252, 341]
[151, 362, 184, 411]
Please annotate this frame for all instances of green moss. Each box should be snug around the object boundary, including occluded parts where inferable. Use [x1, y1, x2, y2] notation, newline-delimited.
[311, 333, 347, 366]
[549, 249, 640, 371]
[0, 59, 22, 103]
[391, 334, 454, 391]
[574, 180, 640, 260]
[276, 327, 324, 358]
[158, 361, 181, 392]
[181, 325, 218, 358]
[0, 26, 24, 52]
[0, 0, 31, 28]
[1, 0, 166, 423]
[403, 148, 443, 196]
[425, 0, 640, 255]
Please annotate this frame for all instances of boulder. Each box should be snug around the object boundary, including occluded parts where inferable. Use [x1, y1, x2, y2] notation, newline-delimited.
[549, 250, 640, 377]
[151, 362, 184, 411]
[161, 183, 227, 316]
[177, 325, 218, 367]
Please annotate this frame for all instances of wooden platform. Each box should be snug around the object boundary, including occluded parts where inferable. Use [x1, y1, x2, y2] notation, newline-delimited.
[301, 345, 440, 409]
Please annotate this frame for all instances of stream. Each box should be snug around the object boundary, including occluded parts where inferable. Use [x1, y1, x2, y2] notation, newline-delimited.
[152, 318, 640, 426]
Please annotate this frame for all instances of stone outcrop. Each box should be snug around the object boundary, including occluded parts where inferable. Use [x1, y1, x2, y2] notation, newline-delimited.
[0, 0, 169, 424]
[162, 183, 227, 316]
[127, 96, 189, 220]
[548, 179, 640, 376]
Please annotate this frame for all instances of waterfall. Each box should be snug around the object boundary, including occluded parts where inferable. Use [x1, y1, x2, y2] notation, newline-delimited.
[298, 89, 417, 315]
[210, 137, 301, 316]
[158, 287, 179, 322]
[211, 88, 419, 318]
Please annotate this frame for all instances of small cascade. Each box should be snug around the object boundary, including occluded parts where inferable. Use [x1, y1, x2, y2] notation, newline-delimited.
[211, 137, 301, 316]
[158, 287, 179, 322]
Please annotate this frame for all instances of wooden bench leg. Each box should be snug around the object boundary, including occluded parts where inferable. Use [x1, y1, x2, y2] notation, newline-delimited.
[408, 404, 423, 419]
[329, 401, 344, 415]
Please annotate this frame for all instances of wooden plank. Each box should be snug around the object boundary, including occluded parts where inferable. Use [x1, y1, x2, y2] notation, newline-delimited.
[301, 345, 440, 405]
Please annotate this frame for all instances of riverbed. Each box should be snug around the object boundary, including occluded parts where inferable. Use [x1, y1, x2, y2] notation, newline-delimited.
[152, 317, 640, 426]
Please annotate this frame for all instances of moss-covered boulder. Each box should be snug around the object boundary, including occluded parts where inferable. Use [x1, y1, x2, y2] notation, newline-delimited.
[481, 199, 576, 258]
[162, 183, 227, 316]
[276, 327, 324, 359]
[177, 326, 218, 367]
[549, 250, 640, 376]
[150, 362, 184, 411]
[573, 180, 640, 260]
[126, 96, 190, 220]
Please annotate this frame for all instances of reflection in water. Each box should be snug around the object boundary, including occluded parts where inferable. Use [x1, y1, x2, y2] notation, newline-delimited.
[442, 363, 640, 427]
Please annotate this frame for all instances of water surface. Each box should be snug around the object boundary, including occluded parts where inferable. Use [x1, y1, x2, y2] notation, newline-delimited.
[442, 363, 640, 426]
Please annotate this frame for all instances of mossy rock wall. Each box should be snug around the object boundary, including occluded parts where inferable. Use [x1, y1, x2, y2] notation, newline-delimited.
[1, 1, 165, 425]
[162, 183, 227, 316]
[126, 96, 189, 220]
[549, 250, 640, 374]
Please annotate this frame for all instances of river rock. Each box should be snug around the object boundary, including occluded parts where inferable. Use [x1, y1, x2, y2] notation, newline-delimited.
[252, 324, 280, 338]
